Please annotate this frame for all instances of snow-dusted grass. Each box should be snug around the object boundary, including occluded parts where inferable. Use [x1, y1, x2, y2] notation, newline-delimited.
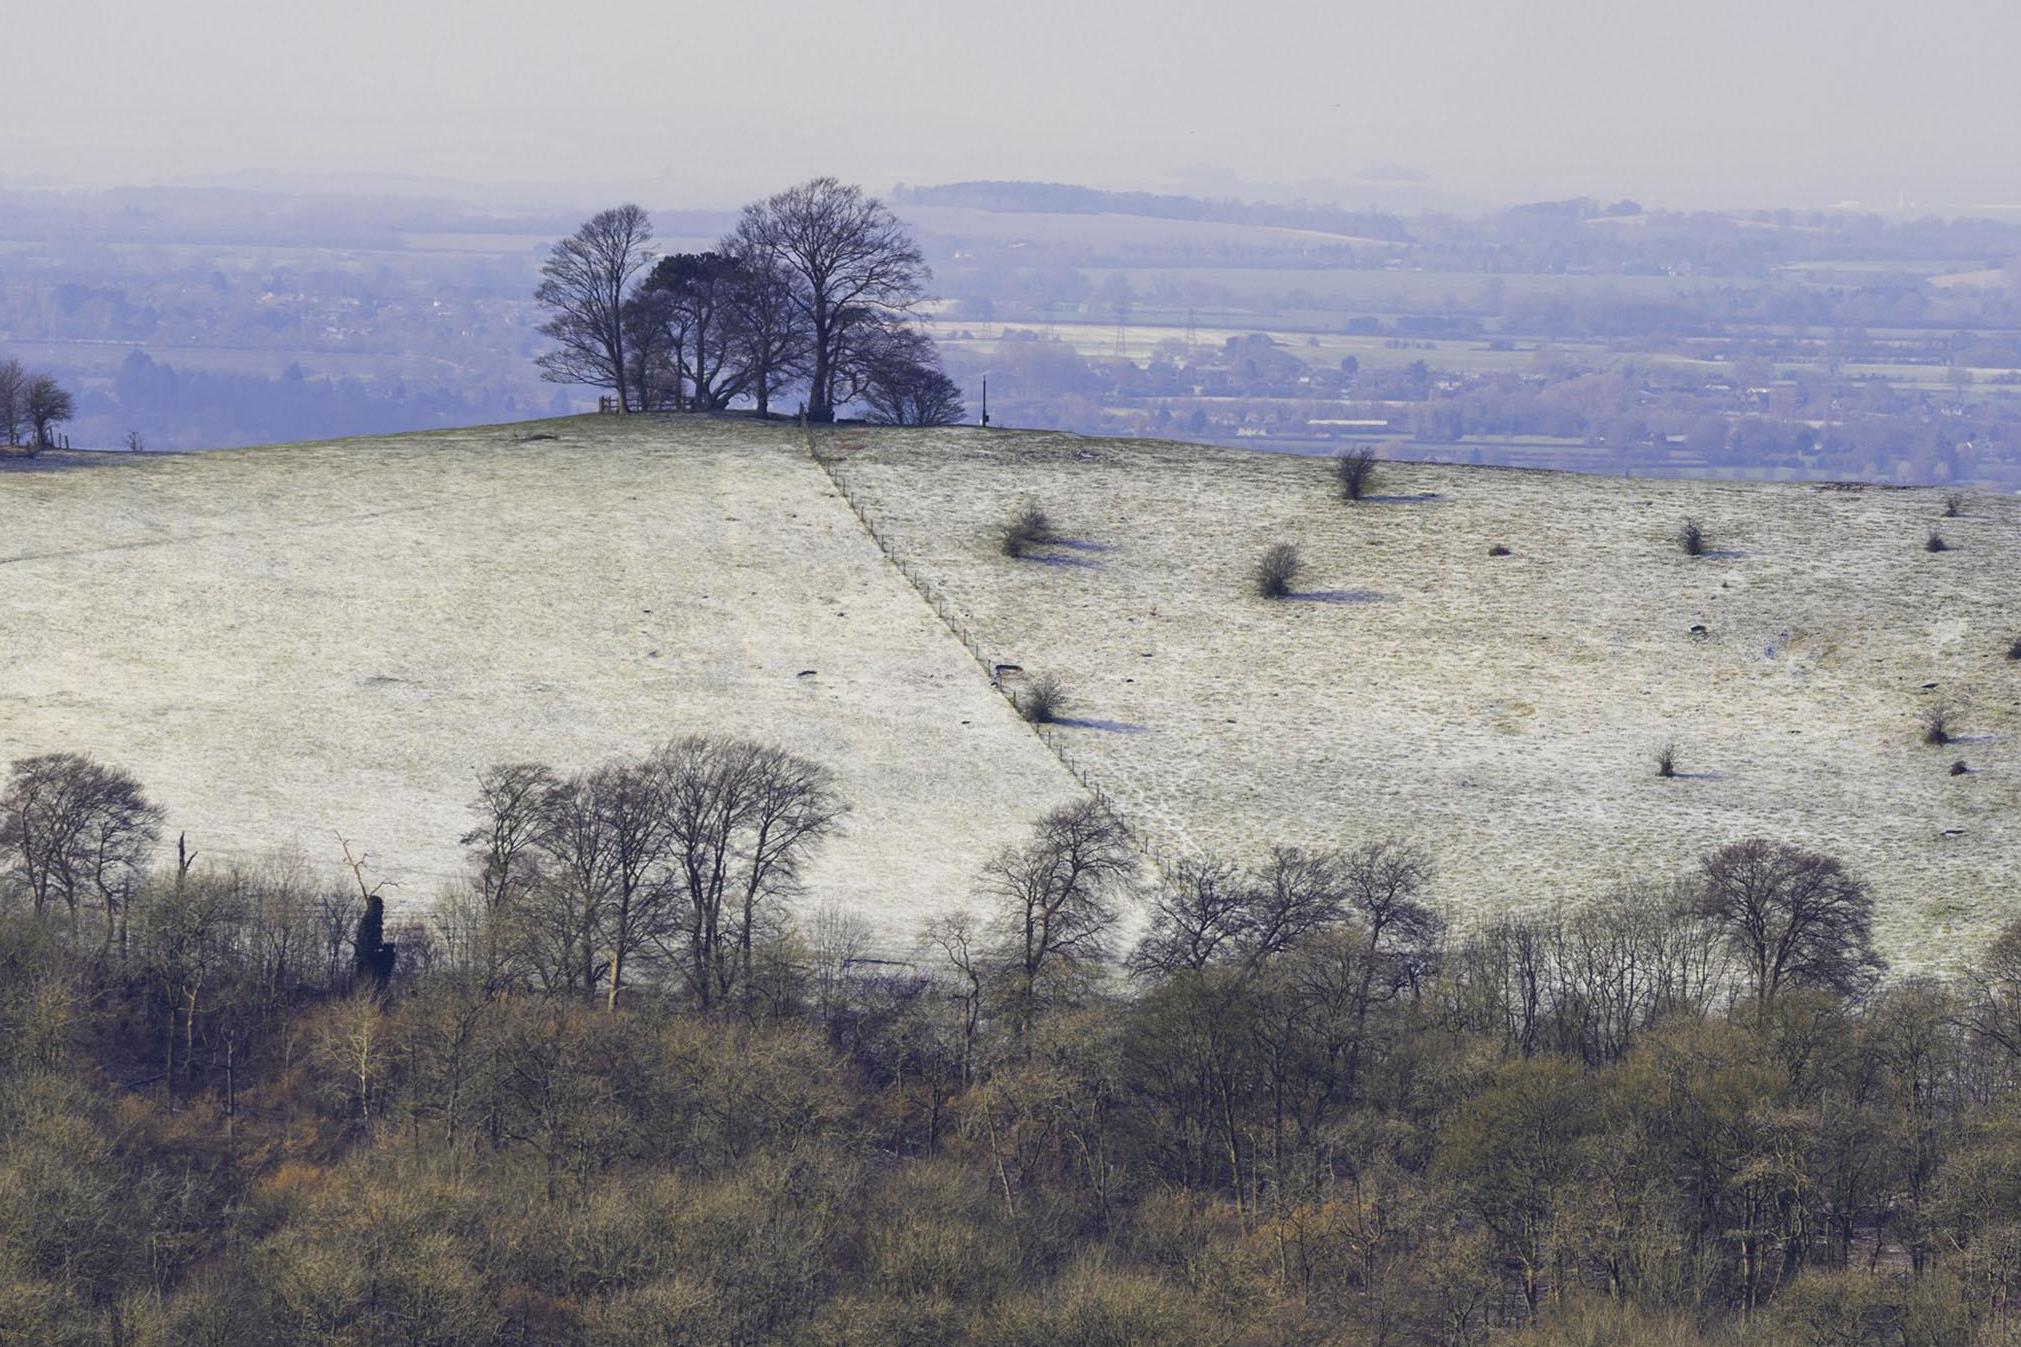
[0, 417, 1079, 939]
[8, 415, 2016, 969]
[832, 427, 2021, 971]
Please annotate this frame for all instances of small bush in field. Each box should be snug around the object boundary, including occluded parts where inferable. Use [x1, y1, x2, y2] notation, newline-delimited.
[997, 500, 1054, 558]
[1489, 544, 1512, 557]
[1923, 705, 1952, 746]
[1926, 530, 1951, 553]
[1334, 447, 1377, 502]
[1680, 519, 1706, 556]
[1254, 543, 1302, 599]
[1019, 673, 1067, 724]
[1655, 743, 1678, 779]
[1943, 491, 1966, 518]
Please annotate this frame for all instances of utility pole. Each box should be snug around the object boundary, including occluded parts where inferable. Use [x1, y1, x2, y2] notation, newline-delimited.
[980, 376, 990, 427]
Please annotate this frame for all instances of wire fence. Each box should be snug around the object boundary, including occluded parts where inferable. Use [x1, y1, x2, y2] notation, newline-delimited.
[803, 419, 1178, 884]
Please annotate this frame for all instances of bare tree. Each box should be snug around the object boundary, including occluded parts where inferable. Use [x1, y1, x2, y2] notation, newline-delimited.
[1963, 919, 2021, 1067]
[859, 327, 967, 426]
[460, 762, 558, 917]
[922, 909, 988, 1083]
[135, 857, 249, 1096]
[79, 768, 166, 956]
[807, 901, 873, 1025]
[1130, 846, 1349, 977]
[233, 849, 328, 1003]
[734, 178, 928, 422]
[1241, 845, 1351, 968]
[534, 205, 654, 412]
[620, 283, 685, 412]
[1339, 839, 1444, 999]
[457, 762, 558, 988]
[655, 736, 844, 1010]
[1695, 838, 1885, 1009]
[312, 881, 363, 987]
[981, 799, 1136, 1029]
[721, 245, 808, 417]
[637, 252, 751, 411]
[0, 753, 162, 944]
[23, 374, 73, 451]
[597, 759, 675, 1011]
[0, 358, 26, 447]
[1129, 855, 1249, 977]
[502, 741, 841, 1008]
[529, 769, 618, 998]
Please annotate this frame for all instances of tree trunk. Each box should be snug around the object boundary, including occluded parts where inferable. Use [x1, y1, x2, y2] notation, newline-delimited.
[808, 308, 834, 421]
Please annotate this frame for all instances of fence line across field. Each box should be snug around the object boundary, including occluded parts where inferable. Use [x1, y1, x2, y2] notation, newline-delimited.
[801, 419, 1176, 885]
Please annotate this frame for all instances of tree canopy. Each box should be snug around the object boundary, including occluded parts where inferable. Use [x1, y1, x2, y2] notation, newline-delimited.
[534, 180, 946, 424]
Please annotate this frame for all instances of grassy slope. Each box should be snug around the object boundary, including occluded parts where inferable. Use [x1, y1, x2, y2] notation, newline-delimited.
[834, 426, 2021, 971]
[0, 417, 1080, 939]
[5, 415, 2015, 968]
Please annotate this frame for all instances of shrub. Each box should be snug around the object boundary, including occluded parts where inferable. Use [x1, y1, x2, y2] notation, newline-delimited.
[1925, 530, 1950, 553]
[1679, 519, 1706, 556]
[1334, 447, 1377, 502]
[997, 500, 1053, 558]
[1950, 760, 1969, 776]
[1018, 673, 1067, 724]
[2008, 635, 2021, 661]
[1655, 743, 1677, 779]
[1254, 543, 1302, 599]
[1943, 490, 1966, 518]
[1923, 705, 1952, 746]
[1488, 544, 1512, 557]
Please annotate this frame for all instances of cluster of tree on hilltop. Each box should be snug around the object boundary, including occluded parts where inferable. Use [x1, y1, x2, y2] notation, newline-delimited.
[535, 178, 965, 426]
[9, 742, 2021, 1343]
[0, 357, 74, 453]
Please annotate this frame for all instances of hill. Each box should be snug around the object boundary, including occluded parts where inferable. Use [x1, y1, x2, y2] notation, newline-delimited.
[823, 427, 2019, 972]
[3, 418, 2015, 968]
[0, 419, 1078, 938]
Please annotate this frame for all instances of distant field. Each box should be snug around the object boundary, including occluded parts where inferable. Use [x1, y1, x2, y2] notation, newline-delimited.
[1075, 265, 1766, 305]
[0, 419, 1079, 939]
[925, 318, 1712, 378]
[929, 319, 2021, 395]
[0, 337, 481, 382]
[831, 427, 2021, 971]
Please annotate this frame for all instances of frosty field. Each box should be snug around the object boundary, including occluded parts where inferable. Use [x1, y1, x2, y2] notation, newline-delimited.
[828, 427, 2020, 970]
[0, 419, 1077, 939]
[3, 417, 2016, 967]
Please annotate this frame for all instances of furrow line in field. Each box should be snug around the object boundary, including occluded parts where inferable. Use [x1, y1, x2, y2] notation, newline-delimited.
[801, 420, 1178, 885]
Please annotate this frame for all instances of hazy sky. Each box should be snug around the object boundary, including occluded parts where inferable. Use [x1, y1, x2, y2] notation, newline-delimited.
[10, 0, 2019, 212]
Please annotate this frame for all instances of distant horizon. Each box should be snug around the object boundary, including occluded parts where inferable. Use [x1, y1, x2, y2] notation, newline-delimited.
[11, 0, 2021, 224]
[7, 165, 2021, 226]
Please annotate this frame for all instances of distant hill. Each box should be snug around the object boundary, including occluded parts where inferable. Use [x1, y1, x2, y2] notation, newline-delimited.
[892, 180, 1414, 243]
